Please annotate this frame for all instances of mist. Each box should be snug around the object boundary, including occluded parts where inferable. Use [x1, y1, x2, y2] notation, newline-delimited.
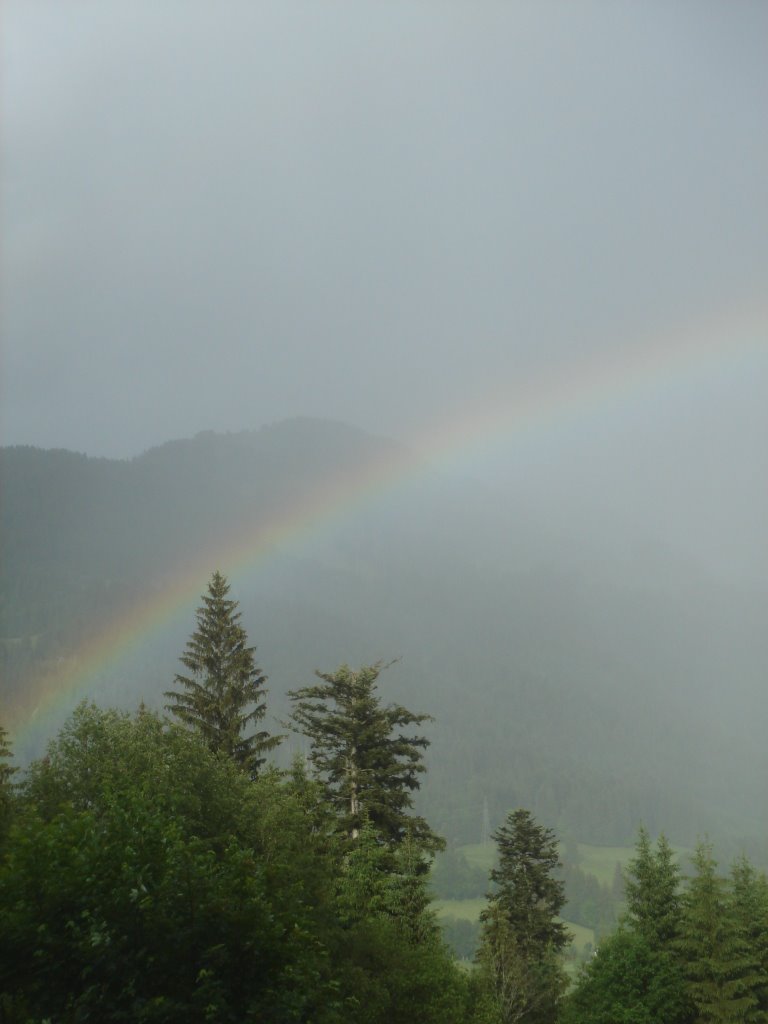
[1, 2, 767, 836]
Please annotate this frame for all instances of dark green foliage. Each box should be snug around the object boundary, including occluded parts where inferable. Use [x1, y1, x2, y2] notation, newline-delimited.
[561, 930, 691, 1024]
[334, 913, 470, 1024]
[165, 570, 279, 776]
[0, 723, 16, 784]
[476, 810, 569, 1024]
[432, 844, 489, 899]
[289, 661, 443, 855]
[1, 704, 340, 1022]
[678, 841, 762, 1024]
[730, 856, 768, 1019]
[475, 903, 566, 1024]
[323, 819, 470, 1023]
[0, 722, 17, 838]
[561, 860, 619, 935]
[0, 701, 471, 1023]
[483, 810, 568, 955]
[441, 915, 481, 960]
[623, 826, 681, 948]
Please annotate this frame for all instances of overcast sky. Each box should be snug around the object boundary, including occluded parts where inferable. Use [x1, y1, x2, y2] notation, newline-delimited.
[2, 1, 766, 578]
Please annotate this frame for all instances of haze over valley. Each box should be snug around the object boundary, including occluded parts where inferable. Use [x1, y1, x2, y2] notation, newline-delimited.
[1, 4, 767, 1017]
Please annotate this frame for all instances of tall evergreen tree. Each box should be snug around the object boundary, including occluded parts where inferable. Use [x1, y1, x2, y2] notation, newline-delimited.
[730, 856, 768, 1021]
[288, 661, 443, 856]
[624, 826, 681, 949]
[678, 841, 761, 1024]
[483, 809, 568, 955]
[561, 929, 690, 1024]
[165, 571, 278, 776]
[0, 723, 17, 837]
[476, 809, 569, 1024]
[0, 724, 16, 785]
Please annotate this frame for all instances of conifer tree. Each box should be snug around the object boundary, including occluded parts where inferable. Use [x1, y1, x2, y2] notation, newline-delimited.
[165, 571, 278, 776]
[0, 724, 16, 785]
[730, 856, 768, 1020]
[624, 826, 681, 949]
[288, 661, 443, 856]
[477, 809, 568, 1024]
[678, 841, 761, 1024]
[561, 929, 690, 1024]
[0, 723, 17, 835]
[483, 809, 569, 955]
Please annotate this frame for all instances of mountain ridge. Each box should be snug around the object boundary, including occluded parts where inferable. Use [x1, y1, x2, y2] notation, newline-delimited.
[2, 418, 765, 850]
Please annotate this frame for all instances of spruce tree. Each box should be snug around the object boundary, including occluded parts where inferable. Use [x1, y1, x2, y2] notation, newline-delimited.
[624, 826, 681, 949]
[288, 661, 443, 856]
[730, 856, 768, 1021]
[483, 809, 569, 955]
[0, 723, 17, 836]
[0, 724, 16, 786]
[165, 571, 278, 776]
[477, 809, 569, 1024]
[678, 841, 761, 1024]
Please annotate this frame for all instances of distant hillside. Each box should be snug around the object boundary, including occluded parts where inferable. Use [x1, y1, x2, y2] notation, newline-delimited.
[2, 419, 766, 851]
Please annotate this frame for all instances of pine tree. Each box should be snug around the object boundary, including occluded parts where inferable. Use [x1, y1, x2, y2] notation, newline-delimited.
[730, 856, 768, 1021]
[483, 809, 569, 955]
[678, 841, 761, 1024]
[477, 809, 569, 1024]
[561, 929, 691, 1024]
[476, 904, 565, 1024]
[288, 661, 443, 855]
[0, 723, 18, 835]
[164, 571, 278, 776]
[624, 826, 681, 949]
[0, 724, 16, 786]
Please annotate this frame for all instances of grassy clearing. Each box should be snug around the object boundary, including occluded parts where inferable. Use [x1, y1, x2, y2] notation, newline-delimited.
[435, 898, 486, 922]
[564, 920, 595, 956]
[576, 842, 690, 885]
[460, 840, 637, 885]
[458, 842, 496, 873]
[575, 844, 634, 886]
[435, 897, 595, 959]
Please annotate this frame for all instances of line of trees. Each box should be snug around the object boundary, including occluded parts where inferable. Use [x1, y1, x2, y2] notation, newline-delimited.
[2, 572, 572, 1022]
[563, 827, 768, 1024]
[2, 571, 768, 1023]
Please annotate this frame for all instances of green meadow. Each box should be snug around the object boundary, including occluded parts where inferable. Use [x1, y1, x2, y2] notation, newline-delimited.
[435, 895, 597, 960]
[459, 839, 635, 880]
[575, 843, 634, 885]
[435, 896, 596, 960]
[459, 839, 687, 885]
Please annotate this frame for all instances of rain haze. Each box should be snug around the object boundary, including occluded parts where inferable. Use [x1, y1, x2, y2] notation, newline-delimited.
[4, 6, 768, 988]
[3, 4, 766, 547]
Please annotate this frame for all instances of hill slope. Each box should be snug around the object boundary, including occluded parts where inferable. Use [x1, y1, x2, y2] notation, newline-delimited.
[2, 419, 766, 848]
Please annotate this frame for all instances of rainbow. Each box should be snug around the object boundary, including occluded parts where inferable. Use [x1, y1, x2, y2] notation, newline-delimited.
[7, 300, 767, 752]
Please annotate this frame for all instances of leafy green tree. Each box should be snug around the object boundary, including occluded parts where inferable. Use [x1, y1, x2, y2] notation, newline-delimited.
[476, 809, 569, 1024]
[2, 704, 341, 1023]
[623, 826, 681, 949]
[289, 661, 443, 855]
[678, 841, 761, 1024]
[561, 929, 690, 1024]
[165, 570, 279, 775]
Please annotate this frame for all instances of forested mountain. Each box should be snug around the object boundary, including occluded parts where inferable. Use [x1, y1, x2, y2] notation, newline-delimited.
[2, 419, 766, 849]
